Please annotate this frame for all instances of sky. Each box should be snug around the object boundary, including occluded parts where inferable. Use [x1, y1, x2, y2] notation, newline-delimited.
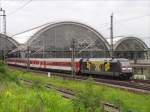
[0, 0, 150, 47]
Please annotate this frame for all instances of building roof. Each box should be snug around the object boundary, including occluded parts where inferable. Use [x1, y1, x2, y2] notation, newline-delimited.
[13, 21, 110, 51]
[0, 33, 19, 46]
[12, 22, 52, 44]
[114, 36, 148, 51]
[12, 21, 149, 53]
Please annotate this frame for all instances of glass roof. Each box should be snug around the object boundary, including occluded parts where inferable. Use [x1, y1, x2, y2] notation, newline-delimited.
[114, 37, 148, 51]
[0, 34, 18, 51]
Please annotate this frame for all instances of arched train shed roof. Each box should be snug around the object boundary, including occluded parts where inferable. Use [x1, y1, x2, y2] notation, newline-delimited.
[0, 34, 19, 48]
[26, 21, 110, 51]
[114, 37, 148, 51]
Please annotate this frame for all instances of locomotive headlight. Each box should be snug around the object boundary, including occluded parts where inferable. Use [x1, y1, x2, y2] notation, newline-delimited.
[128, 68, 132, 72]
[122, 67, 132, 71]
[122, 68, 127, 70]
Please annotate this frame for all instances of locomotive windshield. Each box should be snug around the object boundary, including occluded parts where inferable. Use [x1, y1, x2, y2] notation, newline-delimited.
[119, 59, 131, 67]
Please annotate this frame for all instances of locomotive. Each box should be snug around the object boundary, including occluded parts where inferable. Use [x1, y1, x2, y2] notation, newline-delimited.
[7, 58, 133, 79]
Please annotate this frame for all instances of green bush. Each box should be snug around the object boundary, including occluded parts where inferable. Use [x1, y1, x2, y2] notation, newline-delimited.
[72, 78, 102, 112]
[0, 60, 6, 74]
[0, 60, 7, 81]
[0, 60, 19, 83]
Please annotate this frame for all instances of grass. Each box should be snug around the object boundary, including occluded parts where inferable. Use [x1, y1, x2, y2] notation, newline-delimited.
[0, 82, 73, 112]
[9, 68, 150, 112]
[1, 62, 150, 112]
[0, 62, 74, 112]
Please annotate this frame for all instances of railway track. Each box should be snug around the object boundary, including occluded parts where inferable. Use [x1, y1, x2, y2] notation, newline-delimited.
[9, 65, 150, 94]
[130, 79, 150, 85]
[20, 78, 74, 99]
[93, 78, 150, 94]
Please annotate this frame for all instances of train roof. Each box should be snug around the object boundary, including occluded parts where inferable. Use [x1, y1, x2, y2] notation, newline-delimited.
[80, 58, 129, 62]
[8, 58, 129, 62]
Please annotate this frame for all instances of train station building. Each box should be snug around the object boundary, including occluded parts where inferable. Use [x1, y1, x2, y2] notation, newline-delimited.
[13, 21, 110, 58]
[0, 34, 19, 59]
[11, 21, 149, 60]
[113, 37, 149, 60]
